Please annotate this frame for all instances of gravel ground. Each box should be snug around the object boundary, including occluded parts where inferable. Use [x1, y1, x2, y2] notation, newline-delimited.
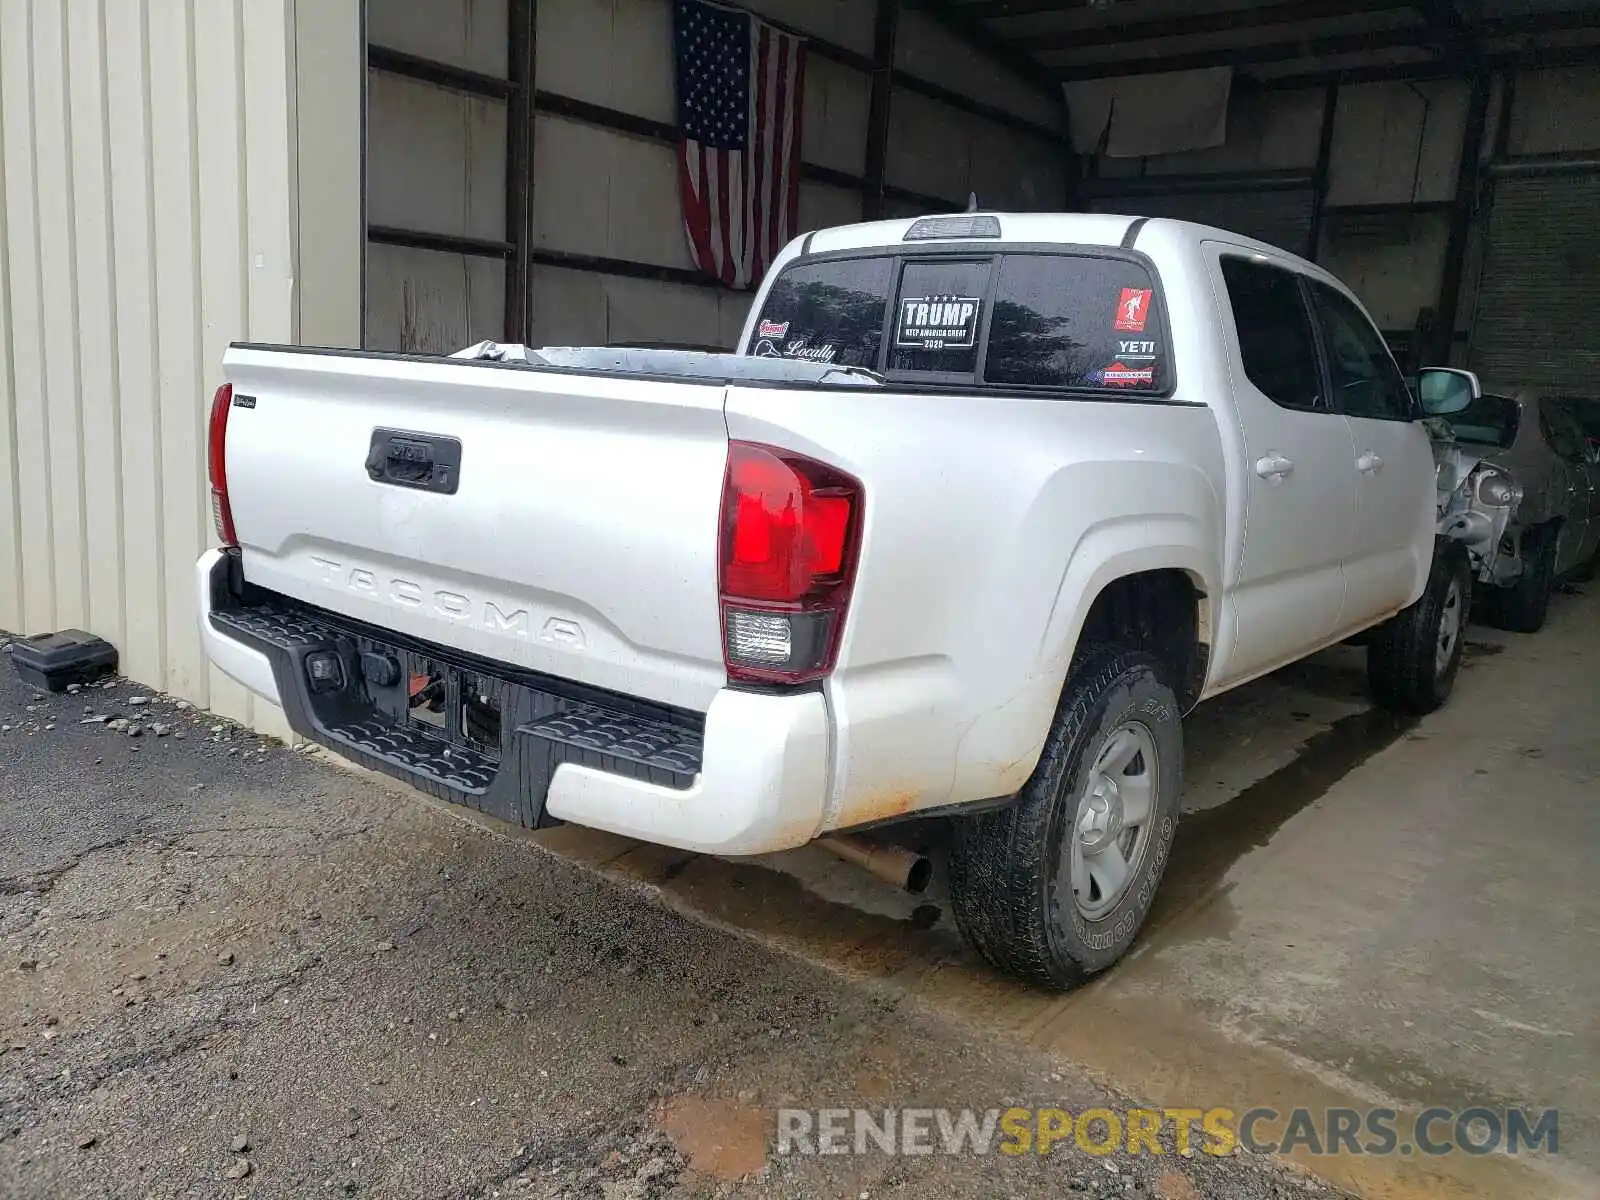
[0, 642, 1343, 1200]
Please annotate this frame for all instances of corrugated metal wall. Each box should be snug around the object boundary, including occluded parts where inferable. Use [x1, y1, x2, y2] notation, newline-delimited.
[1469, 170, 1600, 390]
[0, 0, 361, 734]
[363, 0, 1070, 355]
[1088, 186, 1318, 256]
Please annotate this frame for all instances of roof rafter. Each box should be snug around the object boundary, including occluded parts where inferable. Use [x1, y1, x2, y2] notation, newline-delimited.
[1031, 0, 1416, 51]
[1053, 27, 1441, 80]
[901, 0, 1067, 99]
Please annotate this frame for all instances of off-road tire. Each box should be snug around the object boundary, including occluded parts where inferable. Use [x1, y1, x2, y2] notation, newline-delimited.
[947, 646, 1183, 991]
[1368, 541, 1471, 714]
[1494, 522, 1557, 634]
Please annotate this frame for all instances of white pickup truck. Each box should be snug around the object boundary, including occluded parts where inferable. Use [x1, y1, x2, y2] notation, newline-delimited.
[199, 212, 1466, 989]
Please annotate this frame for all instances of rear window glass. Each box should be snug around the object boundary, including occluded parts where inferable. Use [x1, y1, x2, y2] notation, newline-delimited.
[747, 256, 892, 368]
[746, 251, 1169, 393]
[1434, 392, 1521, 449]
[890, 259, 992, 375]
[986, 256, 1168, 392]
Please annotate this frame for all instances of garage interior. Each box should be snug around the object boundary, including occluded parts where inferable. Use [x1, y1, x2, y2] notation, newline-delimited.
[2, 3, 1599, 1198]
[364, 0, 1600, 396]
[4, 0, 1600, 716]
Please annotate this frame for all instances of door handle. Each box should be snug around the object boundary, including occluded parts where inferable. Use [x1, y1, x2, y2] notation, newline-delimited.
[1357, 451, 1384, 474]
[365, 429, 462, 495]
[1255, 452, 1295, 481]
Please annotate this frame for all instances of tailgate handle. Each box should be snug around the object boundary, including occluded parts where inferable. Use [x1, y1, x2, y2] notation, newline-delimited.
[366, 429, 462, 495]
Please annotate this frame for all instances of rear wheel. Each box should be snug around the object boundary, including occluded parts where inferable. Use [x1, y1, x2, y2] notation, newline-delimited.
[1368, 541, 1471, 714]
[948, 646, 1182, 991]
[1494, 523, 1557, 633]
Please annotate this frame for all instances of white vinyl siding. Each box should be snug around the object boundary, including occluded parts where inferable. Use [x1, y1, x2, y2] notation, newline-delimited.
[0, 0, 361, 733]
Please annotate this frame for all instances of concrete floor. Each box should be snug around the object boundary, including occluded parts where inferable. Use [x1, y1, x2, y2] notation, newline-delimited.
[1, 587, 1592, 1199]
[541, 586, 1599, 1200]
[0, 639, 1335, 1198]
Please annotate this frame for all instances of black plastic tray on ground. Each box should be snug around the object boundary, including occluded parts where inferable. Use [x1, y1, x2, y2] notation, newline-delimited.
[9, 629, 119, 692]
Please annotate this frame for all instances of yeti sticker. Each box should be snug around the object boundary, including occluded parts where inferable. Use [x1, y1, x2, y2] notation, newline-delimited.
[896, 295, 981, 350]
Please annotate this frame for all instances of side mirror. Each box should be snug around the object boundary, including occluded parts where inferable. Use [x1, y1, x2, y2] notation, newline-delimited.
[1417, 367, 1482, 417]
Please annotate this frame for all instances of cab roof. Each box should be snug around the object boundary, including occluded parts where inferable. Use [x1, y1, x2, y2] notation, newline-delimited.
[795, 211, 1330, 286]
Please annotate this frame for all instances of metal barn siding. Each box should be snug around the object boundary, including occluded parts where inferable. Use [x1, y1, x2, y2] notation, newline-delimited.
[1088, 185, 1318, 256]
[1469, 170, 1600, 391]
[0, 0, 362, 734]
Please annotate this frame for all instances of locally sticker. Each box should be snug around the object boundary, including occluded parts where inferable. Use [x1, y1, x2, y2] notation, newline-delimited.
[781, 339, 838, 364]
[896, 295, 981, 350]
[1102, 361, 1156, 387]
[1113, 288, 1153, 333]
[758, 319, 790, 339]
[1117, 338, 1158, 361]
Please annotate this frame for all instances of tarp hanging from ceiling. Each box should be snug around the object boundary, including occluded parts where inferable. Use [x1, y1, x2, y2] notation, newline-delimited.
[1064, 66, 1233, 157]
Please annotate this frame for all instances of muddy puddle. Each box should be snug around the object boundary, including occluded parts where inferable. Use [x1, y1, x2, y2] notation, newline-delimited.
[529, 672, 1418, 1030]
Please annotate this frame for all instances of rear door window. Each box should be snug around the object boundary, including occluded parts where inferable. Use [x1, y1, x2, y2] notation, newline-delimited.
[986, 255, 1168, 392]
[1220, 257, 1324, 412]
[1307, 281, 1416, 422]
[748, 256, 893, 367]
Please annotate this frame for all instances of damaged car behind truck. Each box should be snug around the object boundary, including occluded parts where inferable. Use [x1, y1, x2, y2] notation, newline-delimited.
[198, 213, 1464, 990]
[1424, 373, 1600, 633]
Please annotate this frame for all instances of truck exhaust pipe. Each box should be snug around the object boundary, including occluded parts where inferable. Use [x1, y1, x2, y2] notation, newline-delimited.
[817, 834, 933, 895]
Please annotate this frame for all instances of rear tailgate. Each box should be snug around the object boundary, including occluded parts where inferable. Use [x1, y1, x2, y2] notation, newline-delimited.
[221, 346, 729, 712]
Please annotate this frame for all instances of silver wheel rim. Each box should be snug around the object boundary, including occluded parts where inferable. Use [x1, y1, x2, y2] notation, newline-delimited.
[1066, 722, 1159, 920]
[1436, 578, 1463, 677]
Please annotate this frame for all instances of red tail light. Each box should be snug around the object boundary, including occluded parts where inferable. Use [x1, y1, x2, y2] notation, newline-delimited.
[719, 442, 862, 685]
[208, 383, 237, 547]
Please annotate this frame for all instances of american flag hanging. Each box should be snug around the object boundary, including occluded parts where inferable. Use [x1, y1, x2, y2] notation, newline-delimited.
[673, 0, 807, 290]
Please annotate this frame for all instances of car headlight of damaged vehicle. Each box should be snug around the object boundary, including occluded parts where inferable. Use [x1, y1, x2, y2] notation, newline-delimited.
[1474, 466, 1523, 509]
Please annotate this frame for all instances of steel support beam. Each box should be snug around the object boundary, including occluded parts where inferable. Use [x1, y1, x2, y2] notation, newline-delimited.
[940, 0, 1091, 20]
[863, 0, 902, 221]
[1032, 0, 1413, 52]
[1306, 83, 1340, 261]
[1433, 69, 1492, 366]
[1054, 28, 1438, 80]
[901, 0, 1062, 97]
[505, 0, 537, 344]
[1242, 40, 1600, 90]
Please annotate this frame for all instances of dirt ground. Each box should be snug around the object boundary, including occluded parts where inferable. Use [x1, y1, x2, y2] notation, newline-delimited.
[0, 648, 1337, 1200]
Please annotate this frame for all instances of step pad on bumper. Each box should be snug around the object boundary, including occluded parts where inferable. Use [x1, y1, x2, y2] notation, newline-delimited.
[520, 702, 702, 778]
[323, 714, 498, 794]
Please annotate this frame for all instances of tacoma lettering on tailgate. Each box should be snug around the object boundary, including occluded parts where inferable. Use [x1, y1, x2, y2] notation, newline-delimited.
[310, 556, 550, 640]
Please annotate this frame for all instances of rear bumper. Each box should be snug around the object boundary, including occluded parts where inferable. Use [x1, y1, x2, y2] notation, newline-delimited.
[544, 688, 829, 854]
[198, 551, 283, 704]
[195, 550, 829, 854]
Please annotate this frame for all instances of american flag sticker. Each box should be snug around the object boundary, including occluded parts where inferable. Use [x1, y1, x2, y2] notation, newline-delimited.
[1102, 361, 1156, 387]
[1113, 288, 1153, 333]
